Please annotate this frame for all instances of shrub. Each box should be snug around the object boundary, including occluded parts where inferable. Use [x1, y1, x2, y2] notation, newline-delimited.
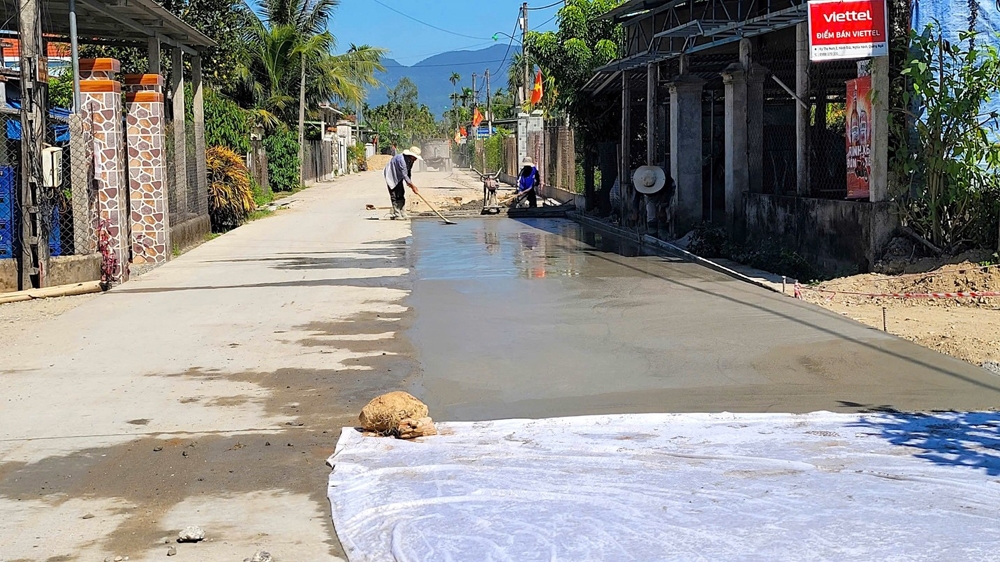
[207, 146, 255, 232]
[204, 90, 251, 154]
[347, 143, 367, 171]
[264, 128, 300, 192]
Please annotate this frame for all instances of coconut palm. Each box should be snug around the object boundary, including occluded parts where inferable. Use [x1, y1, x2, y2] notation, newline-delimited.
[449, 72, 461, 132]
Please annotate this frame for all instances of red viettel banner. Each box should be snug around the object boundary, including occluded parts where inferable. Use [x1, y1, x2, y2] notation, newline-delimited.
[846, 76, 872, 200]
[808, 0, 889, 61]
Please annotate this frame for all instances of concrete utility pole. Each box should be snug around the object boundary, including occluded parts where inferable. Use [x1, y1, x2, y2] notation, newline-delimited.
[17, 0, 49, 289]
[522, 2, 529, 105]
[485, 69, 493, 135]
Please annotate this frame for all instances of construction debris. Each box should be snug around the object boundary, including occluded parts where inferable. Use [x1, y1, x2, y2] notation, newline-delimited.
[359, 391, 429, 435]
[176, 526, 205, 543]
[244, 551, 273, 562]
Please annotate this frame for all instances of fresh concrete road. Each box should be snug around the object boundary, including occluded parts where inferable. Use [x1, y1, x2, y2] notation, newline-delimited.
[2, 169, 1000, 561]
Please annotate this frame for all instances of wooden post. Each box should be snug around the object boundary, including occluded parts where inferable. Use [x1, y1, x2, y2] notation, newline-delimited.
[17, 0, 48, 288]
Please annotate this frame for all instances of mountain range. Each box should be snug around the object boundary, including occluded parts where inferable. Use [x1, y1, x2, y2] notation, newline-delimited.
[365, 44, 518, 118]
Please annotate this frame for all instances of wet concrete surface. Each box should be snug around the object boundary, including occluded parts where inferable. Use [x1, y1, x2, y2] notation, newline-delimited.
[408, 217, 1000, 421]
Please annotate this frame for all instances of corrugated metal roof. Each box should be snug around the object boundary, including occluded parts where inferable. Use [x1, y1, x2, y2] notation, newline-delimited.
[2, 0, 215, 51]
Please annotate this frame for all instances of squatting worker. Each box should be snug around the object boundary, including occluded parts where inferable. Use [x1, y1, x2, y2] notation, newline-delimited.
[516, 157, 540, 208]
[383, 146, 422, 219]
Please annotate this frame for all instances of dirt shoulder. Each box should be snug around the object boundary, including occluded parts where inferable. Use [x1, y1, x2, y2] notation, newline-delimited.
[803, 259, 1000, 369]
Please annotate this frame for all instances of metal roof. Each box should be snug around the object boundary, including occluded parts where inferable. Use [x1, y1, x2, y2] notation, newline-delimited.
[585, 2, 807, 95]
[6, 0, 216, 52]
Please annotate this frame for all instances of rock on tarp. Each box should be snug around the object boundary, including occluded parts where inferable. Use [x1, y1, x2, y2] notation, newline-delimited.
[328, 412, 1000, 561]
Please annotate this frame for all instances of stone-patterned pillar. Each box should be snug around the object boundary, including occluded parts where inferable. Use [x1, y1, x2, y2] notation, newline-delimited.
[79, 58, 129, 282]
[125, 74, 169, 264]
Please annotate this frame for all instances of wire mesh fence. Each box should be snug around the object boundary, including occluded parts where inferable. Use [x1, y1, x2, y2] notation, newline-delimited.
[165, 117, 207, 229]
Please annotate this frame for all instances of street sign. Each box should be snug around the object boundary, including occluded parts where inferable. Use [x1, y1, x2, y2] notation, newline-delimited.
[808, 0, 889, 61]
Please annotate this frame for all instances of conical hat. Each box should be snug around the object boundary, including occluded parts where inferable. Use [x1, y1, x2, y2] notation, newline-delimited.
[633, 165, 666, 195]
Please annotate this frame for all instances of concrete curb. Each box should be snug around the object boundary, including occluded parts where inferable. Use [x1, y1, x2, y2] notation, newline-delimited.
[569, 213, 791, 297]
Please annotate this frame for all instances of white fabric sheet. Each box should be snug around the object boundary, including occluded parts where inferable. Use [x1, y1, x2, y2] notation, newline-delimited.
[328, 412, 1000, 561]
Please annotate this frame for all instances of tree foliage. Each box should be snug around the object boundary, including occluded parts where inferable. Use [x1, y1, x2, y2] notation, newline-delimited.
[367, 78, 441, 149]
[891, 23, 1000, 251]
[522, 0, 623, 122]
[264, 127, 302, 191]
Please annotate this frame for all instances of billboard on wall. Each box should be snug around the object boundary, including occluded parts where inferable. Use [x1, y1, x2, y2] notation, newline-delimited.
[808, 0, 889, 61]
[846, 76, 872, 200]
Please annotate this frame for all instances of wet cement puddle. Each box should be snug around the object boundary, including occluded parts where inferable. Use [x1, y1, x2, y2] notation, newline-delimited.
[407, 218, 1000, 421]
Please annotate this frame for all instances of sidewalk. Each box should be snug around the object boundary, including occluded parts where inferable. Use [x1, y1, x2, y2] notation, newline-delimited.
[0, 171, 429, 561]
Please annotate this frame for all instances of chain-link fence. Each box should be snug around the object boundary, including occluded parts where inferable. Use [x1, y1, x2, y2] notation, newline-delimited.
[165, 116, 207, 229]
[1, 94, 102, 290]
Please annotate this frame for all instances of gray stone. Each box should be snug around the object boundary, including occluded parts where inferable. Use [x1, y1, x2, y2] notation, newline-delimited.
[166, 546, 177, 556]
[983, 361, 1000, 375]
[244, 551, 273, 562]
[177, 525, 205, 543]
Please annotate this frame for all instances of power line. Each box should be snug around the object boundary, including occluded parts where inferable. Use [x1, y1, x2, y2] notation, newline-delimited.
[527, 0, 563, 10]
[370, 0, 492, 41]
[493, 14, 521, 75]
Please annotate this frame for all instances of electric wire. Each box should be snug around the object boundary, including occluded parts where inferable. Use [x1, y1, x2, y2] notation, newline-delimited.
[527, 0, 564, 10]
[370, 0, 493, 41]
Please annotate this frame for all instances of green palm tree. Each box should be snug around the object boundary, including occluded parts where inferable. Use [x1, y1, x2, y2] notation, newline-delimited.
[238, 0, 385, 182]
[449, 72, 461, 132]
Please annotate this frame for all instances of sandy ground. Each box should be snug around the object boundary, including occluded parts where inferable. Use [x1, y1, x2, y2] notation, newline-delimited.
[804, 261, 1000, 368]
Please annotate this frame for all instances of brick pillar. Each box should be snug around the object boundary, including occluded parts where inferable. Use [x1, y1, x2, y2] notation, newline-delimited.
[79, 58, 129, 282]
[124, 74, 169, 264]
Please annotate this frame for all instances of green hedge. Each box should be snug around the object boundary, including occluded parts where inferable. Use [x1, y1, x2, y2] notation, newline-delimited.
[264, 128, 300, 192]
[204, 90, 250, 155]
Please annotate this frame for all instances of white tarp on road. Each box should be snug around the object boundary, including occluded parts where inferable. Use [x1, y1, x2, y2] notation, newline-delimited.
[328, 412, 1000, 561]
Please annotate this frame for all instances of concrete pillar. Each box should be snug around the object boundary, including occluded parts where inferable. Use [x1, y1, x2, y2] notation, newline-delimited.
[192, 55, 208, 215]
[796, 23, 810, 196]
[747, 64, 767, 194]
[646, 62, 657, 165]
[124, 74, 169, 264]
[869, 56, 890, 203]
[147, 38, 160, 74]
[669, 74, 705, 234]
[170, 48, 188, 216]
[723, 63, 748, 231]
[517, 112, 528, 165]
[621, 71, 631, 217]
[527, 109, 544, 181]
[79, 58, 129, 282]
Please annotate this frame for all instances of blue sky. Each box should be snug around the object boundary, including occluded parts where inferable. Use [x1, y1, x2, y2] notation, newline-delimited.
[329, 0, 561, 64]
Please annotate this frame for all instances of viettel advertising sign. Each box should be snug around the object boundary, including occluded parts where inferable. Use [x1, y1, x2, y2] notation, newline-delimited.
[808, 0, 889, 61]
[846, 76, 872, 200]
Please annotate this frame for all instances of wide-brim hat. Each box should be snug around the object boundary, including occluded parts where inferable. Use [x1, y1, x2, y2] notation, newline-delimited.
[521, 157, 534, 167]
[633, 165, 666, 195]
[402, 146, 423, 160]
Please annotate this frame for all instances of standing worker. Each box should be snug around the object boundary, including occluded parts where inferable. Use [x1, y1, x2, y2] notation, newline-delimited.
[515, 157, 540, 208]
[383, 146, 423, 219]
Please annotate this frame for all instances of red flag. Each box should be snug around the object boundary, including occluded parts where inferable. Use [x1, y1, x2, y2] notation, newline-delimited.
[530, 70, 543, 105]
[472, 107, 484, 128]
[460, 126, 468, 137]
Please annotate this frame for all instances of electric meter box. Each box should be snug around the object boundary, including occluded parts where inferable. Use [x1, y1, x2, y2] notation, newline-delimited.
[42, 146, 63, 188]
